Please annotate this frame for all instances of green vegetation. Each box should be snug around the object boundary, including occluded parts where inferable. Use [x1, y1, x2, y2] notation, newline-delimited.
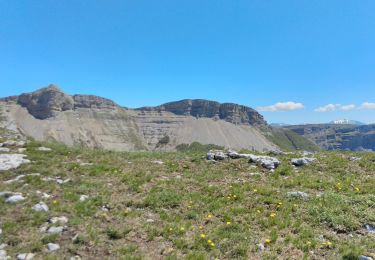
[176, 142, 224, 153]
[268, 128, 320, 152]
[0, 136, 374, 259]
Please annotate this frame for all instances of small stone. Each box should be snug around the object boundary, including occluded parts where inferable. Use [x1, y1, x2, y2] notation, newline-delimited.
[79, 195, 89, 201]
[70, 256, 82, 260]
[18, 148, 27, 153]
[146, 219, 155, 223]
[49, 216, 69, 224]
[287, 191, 309, 199]
[0, 154, 30, 171]
[0, 249, 8, 259]
[16, 253, 35, 260]
[365, 224, 375, 233]
[32, 202, 49, 212]
[291, 157, 316, 167]
[152, 160, 164, 165]
[0, 148, 10, 153]
[47, 243, 60, 252]
[359, 256, 373, 260]
[258, 243, 265, 252]
[37, 147, 52, 152]
[6, 194, 26, 204]
[47, 226, 64, 234]
[0, 244, 7, 250]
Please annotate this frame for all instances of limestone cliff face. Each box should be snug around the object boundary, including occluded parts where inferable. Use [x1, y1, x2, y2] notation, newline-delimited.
[0, 85, 277, 152]
[137, 99, 267, 126]
[8, 84, 118, 120]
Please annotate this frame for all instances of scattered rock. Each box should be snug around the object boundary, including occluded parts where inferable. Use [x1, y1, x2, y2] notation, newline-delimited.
[4, 173, 40, 184]
[17, 148, 27, 153]
[291, 157, 316, 167]
[47, 226, 64, 234]
[0, 148, 10, 153]
[49, 216, 69, 224]
[365, 224, 375, 233]
[258, 243, 265, 252]
[0, 154, 30, 171]
[2, 141, 26, 147]
[359, 256, 374, 260]
[248, 155, 280, 170]
[0, 244, 7, 250]
[47, 243, 60, 252]
[37, 147, 52, 152]
[151, 160, 164, 165]
[79, 195, 89, 202]
[146, 219, 155, 223]
[349, 156, 361, 161]
[101, 205, 111, 212]
[6, 194, 26, 204]
[16, 253, 35, 260]
[32, 202, 49, 212]
[0, 249, 8, 259]
[0, 191, 16, 198]
[70, 256, 82, 260]
[287, 191, 309, 199]
[42, 176, 70, 185]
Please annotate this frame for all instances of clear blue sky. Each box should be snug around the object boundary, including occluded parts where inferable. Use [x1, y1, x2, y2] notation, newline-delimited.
[1, 0, 374, 124]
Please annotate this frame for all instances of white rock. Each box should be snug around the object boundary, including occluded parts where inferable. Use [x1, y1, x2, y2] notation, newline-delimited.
[359, 256, 373, 260]
[6, 194, 26, 203]
[365, 224, 375, 233]
[32, 202, 49, 212]
[248, 155, 280, 170]
[3, 141, 25, 147]
[0, 244, 7, 250]
[151, 160, 164, 165]
[47, 226, 64, 234]
[0, 148, 10, 153]
[18, 148, 27, 153]
[47, 243, 60, 252]
[146, 219, 155, 223]
[4, 173, 40, 184]
[79, 195, 89, 202]
[0, 154, 30, 171]
[287, 191, 309, 199]
[49, 216, 69, 224]
[16, 253, 35, 260]
[258, 243, 265, 252]
[291, 157, 316, 167]
[70, 256, 82, 260]
[37, 147, 52, 152]
[0, 249, 8, 259]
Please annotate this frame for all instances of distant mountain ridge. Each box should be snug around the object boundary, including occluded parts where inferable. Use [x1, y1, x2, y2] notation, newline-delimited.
[329, 119, 366, 126]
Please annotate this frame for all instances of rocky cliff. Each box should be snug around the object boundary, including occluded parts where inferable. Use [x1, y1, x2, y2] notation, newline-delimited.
[286, 124, 375, 151]
[137, 99, 267, 126]
[0, 84, 300, 152]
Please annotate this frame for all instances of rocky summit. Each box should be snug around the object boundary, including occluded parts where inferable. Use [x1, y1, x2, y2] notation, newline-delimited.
[0, 84, 314, 152]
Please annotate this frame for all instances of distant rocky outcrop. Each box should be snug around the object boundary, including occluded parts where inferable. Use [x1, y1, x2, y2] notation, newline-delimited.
[286, 124, 375, 151]
[0, 84, 314, 152]
[2, 84, 118, 120]
[137, 99, 267, 126]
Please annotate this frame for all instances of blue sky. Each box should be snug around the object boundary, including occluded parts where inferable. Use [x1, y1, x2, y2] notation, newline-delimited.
[0, 0, 374, 124]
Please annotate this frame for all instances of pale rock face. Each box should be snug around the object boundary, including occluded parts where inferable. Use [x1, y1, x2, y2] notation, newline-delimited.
[47, 226, 64, 234]
[6, 194, 26, 203]
[32, 202, 49, 212]
[0, 154, 30, 171]
[47, 243, 60, 252]
[49, 216, 69, 224]
[291, 157, 316, 167]
[37, 147, 52, 152]
[16, 253, 35, 260]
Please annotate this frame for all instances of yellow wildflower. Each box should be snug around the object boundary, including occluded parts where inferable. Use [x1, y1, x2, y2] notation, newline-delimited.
[270, 213, 277, 218]
[226, 221, 231, 225]
[265, 239, 272, 244]
[200, 234, 206, 238]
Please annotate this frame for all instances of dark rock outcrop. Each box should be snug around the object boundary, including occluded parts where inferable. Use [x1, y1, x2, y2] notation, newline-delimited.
[137, 99, 267, 126]
[11, 84, 118, 119]
[17, 85, 74, 119]
[73, 94, 117, 109]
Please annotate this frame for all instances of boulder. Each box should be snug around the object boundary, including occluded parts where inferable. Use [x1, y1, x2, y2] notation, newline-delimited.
[47, 243, 60, 252]
[47, 226, 65, 234]
[6, 194, 26, 204]
[0, 154, 30, 171]
[291, 157, 316, 167]
[49, 216, 69, 224]
[32, 202, 49, 212]
[287, 191, 309, 199]
[16, 253, 35, 260]
[248, 155, 280, 170]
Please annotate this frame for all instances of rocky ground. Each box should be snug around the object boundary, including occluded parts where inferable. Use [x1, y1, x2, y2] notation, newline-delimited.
[0, 129, 374, 259]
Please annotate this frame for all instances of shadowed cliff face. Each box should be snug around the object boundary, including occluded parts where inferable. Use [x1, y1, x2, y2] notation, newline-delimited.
[137, 99, 267, 126]
[13, 84, 118, 120]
